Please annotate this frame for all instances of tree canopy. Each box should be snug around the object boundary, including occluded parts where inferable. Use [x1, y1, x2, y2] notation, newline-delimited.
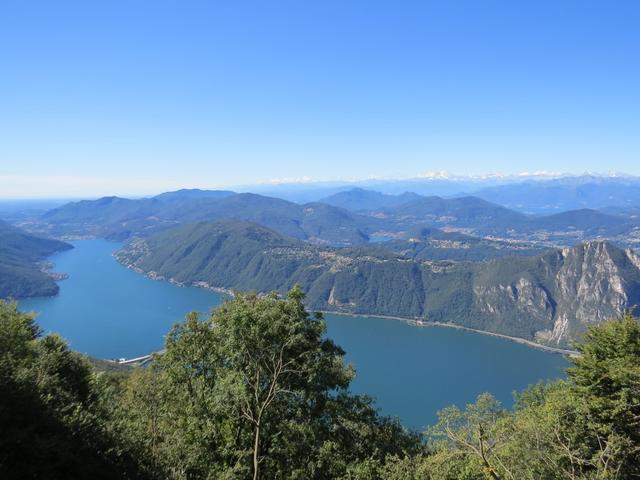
[2, 295, 640, 479]
[0, 300, 148, 479]
[114, 286, 420, 479]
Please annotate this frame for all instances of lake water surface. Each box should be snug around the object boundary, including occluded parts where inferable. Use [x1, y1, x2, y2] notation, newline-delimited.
[20, 239, 568, 428]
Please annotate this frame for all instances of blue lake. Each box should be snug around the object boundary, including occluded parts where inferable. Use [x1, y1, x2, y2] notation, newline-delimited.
[20, 239, 568, 429]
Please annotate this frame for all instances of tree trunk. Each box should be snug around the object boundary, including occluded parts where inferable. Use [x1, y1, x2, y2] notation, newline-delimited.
[479, 426, 501, 480]
[252, 421, 260, 480]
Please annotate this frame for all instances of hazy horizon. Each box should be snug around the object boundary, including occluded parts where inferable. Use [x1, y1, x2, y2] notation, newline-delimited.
[1, 170, 640, 201]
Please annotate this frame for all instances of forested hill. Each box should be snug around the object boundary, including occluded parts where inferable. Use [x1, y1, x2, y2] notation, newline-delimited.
[365, 195, 640, 244]
[319, 188, 423, 211]
[34, 188, 640, 249]
[37, 191, 383, 245]
[0, 220, 72, 299]
[381, 228, 545, 261]
[115, 219, 640, 346]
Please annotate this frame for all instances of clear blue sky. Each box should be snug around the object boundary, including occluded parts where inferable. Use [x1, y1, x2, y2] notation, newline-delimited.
[1, 0, 639, 197]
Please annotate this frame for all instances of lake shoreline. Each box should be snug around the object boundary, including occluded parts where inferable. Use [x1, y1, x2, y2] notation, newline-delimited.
[115, 254, 579, 357]
[320, 310, 579, 356]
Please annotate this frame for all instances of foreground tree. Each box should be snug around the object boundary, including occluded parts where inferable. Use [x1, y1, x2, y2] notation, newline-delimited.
[565, 314, 640, 477]
[0, 300, 149, 479]
[420, 315, 640, 480]
[427, 394, 510, 480]
[119, 286, 420, 479]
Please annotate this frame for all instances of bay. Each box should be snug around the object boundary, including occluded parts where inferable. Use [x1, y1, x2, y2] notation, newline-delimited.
[20, 239, 568, 428]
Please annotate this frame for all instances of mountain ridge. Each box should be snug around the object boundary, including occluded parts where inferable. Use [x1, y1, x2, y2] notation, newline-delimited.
[35, 192, 383, 245]
[27, 187, 640, 249]
[114, 219, 640, 346]
[0, 220, 72, 299]
[319, 188, 423, 212]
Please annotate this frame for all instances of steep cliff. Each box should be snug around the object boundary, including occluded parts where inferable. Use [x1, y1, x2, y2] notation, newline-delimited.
[537, 242, 640, 344]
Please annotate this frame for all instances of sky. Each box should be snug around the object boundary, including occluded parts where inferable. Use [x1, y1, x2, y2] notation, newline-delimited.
[1, 0, 639, 198]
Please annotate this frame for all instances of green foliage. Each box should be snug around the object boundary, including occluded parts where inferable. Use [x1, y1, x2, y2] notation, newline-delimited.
[3, 296, 640, 479]
[0, 300, 149, 479]
[566, 314, 640, 476]
[421, 316, 640, 480]
[115, 287, 420, 479]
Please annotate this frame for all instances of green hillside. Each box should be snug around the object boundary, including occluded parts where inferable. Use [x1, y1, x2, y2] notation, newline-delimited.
[383, 227, 545, 261]
[377, 195, 529, 229]
[374, 196, 640, 245]
[116, 220, 640, 346]
[0, 220, 72, 299]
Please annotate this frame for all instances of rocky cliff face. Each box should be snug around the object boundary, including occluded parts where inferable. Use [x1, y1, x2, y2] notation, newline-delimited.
[473, 277, 556, 335]
[472, 241, 640, 346]
[538, 241, 640, 345]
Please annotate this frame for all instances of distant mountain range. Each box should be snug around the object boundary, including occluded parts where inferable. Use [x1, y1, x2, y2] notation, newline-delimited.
[23, 187, 640, 248]
[373, 195, 528, 232]
[0, 220, 72, 299]
[470, 176, 640, 214]
[319, 188, 423, 212]
[242, 174, 640, 212]
[241, 172, 573, 202]
[35, 191, 383, 245]
[115, 219, 640, 346]
[321, 189, 640, 246]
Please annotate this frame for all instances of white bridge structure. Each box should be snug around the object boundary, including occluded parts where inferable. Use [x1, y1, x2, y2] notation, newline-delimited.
[112, 350, 165, 366]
